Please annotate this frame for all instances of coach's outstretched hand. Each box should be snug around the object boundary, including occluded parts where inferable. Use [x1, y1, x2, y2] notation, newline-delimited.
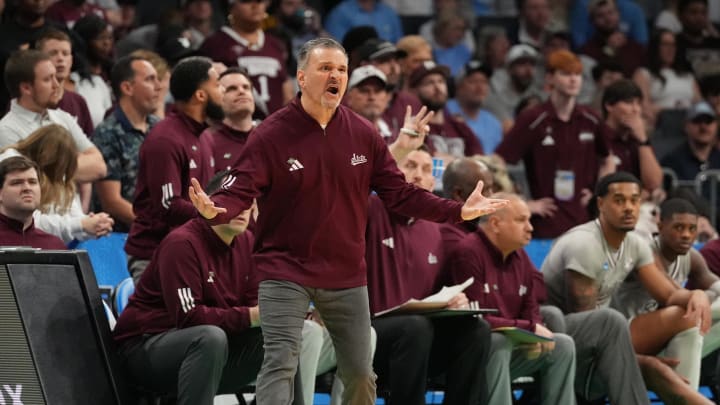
[460, 180, 509, 220]
[189, 177, 227, 220]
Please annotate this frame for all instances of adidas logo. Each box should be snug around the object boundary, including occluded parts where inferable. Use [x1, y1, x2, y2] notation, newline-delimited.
[288, 157, 304, 172]
[428, 253, 437, 264]
[541, 135, 555, 146]
[351, 153, 367, 166]
[189, 159, 197, 169]
[221, 175, 237, 190]
[382, 237, 394, 249]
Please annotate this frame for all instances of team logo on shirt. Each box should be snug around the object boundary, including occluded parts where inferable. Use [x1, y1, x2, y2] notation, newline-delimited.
[224, 153, 232, 159]
[518, 284, 527, 296]
[189, 159, 197, 169]
[579, 132, 595, 142]
[541, 135, 555, 146]
[382, 237, 394, 249]
[427, 252, 438, 264]
[288, 158, 304, 171]
[207, 271, 215, 283]
[351, 153, 368, 166]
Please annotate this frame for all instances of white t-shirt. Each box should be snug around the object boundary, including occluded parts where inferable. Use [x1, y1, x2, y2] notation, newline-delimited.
[542, 220, 655, 312]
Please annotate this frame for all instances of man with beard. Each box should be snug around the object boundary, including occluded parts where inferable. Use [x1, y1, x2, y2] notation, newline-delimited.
[542, 172, 712, 404]
[485, 44, 543, 132]
[409, 60, 484, 165]
[580, 0, 646, 77]
[495, 49, 616, 238]
[355, 38, 422, 137]
[0, 0, 64, 112]
[0, 49, 106, 184]
[188, 37, 508, 404]
[446, 60, 503, 154]
[202, 67, 256, 173]
[125, 56, 220, 283]
[662, 102, 720, 183]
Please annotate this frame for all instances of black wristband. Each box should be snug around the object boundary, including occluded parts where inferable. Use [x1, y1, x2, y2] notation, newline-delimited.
[638, 139, 651, 146]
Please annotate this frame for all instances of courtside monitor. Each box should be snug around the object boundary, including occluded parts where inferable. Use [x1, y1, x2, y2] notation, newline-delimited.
[0, 248, 134, 405]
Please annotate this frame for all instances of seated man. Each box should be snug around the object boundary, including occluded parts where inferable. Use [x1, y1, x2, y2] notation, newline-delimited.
[113, 183, 264, 405]
[543, 171, 712, 404]
[449, 193, 576, 404]
[0, 155, 66, 249]
[366, 146, 490, 404]
[622, 198, 720, 361]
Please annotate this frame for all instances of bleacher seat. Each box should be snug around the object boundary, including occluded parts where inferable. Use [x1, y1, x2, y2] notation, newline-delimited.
[112, 277, 135, 316]
[524, 239, 555, 269]
[74, 232, 130, 289]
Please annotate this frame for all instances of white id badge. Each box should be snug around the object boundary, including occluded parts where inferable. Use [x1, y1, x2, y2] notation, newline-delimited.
[554, 170, 575, 201]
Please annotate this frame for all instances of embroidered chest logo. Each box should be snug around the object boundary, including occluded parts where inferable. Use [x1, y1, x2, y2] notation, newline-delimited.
[207, 271, 215, 283]
[189, 159, 197, 169]
[541, 135, 555, 146]
[518, 284, 527, 296]
[224, 153, 232, 159]
[428, 252, 438, 264]
[288, 158, 304, 171]
[351, 153, 368, 166]
[382, 237, 394, 249]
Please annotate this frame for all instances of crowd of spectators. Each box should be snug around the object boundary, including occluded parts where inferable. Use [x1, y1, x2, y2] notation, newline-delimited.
[3, 0, 720, 404]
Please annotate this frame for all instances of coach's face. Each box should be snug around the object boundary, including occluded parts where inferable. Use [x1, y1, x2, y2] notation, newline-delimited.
[297, 47, 348, 110]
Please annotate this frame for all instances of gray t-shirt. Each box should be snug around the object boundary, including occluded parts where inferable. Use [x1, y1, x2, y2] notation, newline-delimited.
[542, 220, 655, 312]
[611, 237, 692, 318]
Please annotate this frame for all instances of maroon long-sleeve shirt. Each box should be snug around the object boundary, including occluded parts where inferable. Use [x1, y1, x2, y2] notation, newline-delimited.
[125, 110, 213, 259]
[0, 213, 66, 249]
[209, 96, 463, 289]
[201, 122, 252, 173]
[449, 228, 542, 331]
[114, 218, 258, 345]
[365, 195, 445, 314]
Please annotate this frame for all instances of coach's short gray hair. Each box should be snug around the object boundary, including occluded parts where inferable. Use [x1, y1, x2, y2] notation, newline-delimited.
[297, 38, 347, 70]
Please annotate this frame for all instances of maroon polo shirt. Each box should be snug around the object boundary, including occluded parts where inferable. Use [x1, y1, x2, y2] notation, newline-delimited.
[46, 0, 106, 28]
[114, 218, 257, 345]
[700, 239, 720, 280]
[581, 35, 646, 77]
[0, 213, 66, 249]
[426, 109, 484, 157]
[208, 96, 463, 289]
[125, 110, 213, 259]
[382, 90, 422, 136]
[201, 122, 252, 172]
[365, 195, 445, 314]
[449, 228, 542, 331]
[199, 28, 289, 114]
[496, 101, 611, 238]
[57, 90, 94, 137]
[606, 127, 642, 179]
